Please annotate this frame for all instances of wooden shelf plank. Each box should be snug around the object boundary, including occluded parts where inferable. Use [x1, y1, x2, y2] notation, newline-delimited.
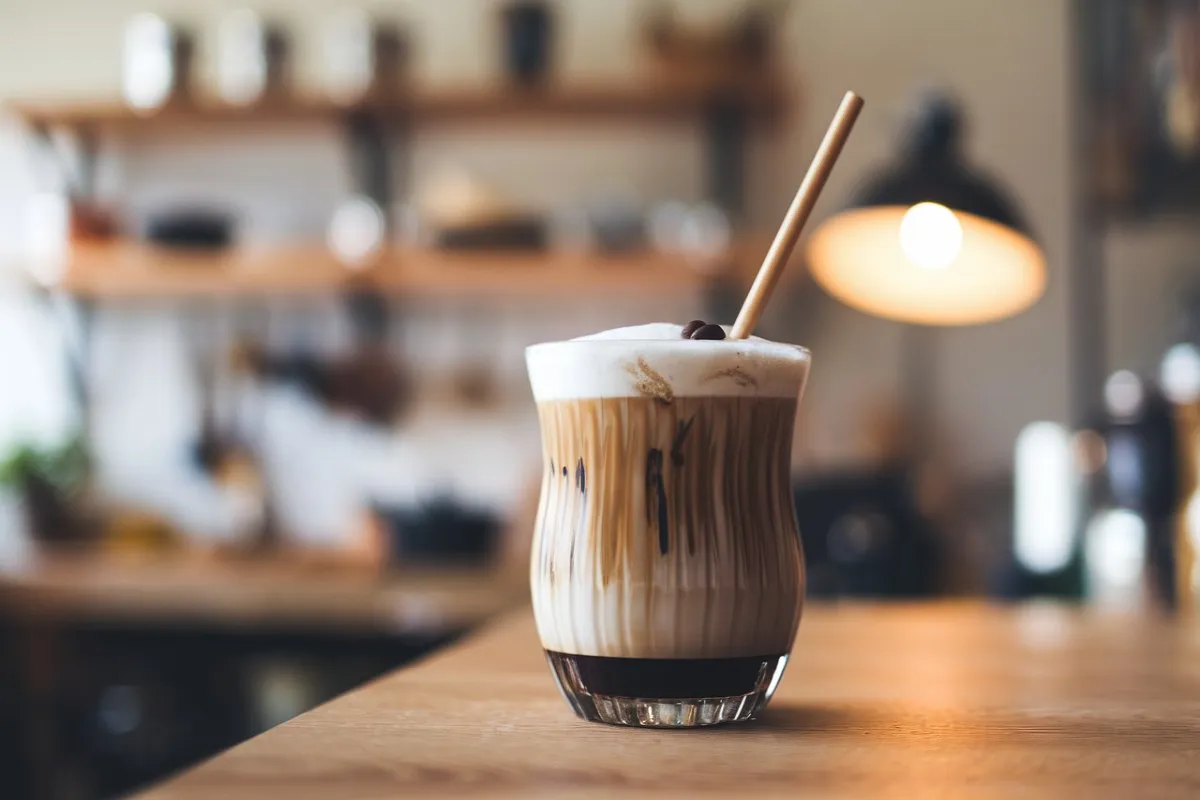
[7, 78, 786, 130]
[37, 241, 744, 299]
[0, 552, 524, 634]
[55, 242, 349, 297]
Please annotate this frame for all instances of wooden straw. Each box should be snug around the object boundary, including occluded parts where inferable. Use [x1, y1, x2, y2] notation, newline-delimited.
[730, 91, 864, 339]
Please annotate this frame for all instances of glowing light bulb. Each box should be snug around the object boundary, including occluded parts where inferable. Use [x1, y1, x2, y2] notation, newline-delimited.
[898, 202, 962, 270]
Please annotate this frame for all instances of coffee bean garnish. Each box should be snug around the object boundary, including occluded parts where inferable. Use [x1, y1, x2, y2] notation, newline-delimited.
[681, 319, 727, 340]
[692, 323, 726, 340]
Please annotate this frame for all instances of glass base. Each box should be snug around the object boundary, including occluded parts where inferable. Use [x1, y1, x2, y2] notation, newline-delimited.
[545, 650, 788, 728]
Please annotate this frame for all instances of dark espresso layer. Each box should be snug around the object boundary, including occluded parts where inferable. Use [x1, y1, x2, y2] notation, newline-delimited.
[546, 650, 785, 700]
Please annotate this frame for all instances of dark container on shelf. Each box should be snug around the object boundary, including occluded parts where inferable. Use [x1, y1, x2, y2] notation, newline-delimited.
[144, 211, 235, 250]
[324, 14, 408, 102]
[501, 2, 553, 85]
[435, 218, 546, 250]
[215, 11, 290, 105]
[375, 497, 501, 566]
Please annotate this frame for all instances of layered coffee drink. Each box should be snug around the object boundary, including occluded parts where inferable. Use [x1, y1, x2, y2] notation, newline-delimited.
[526, 323, 809, 727]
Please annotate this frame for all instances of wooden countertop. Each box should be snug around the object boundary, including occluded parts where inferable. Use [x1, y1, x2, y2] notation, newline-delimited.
[143, 603, 1200, 798]
[0, 553, 525, 635]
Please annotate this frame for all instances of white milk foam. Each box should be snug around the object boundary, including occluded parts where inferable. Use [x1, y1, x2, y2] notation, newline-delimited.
[526, 323, 810, 401]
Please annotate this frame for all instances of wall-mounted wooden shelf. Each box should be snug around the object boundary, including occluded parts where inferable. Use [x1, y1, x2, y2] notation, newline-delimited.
[7, 77, 786, 130]
[7, 75, 786, 302]
[36, 241, 757, 300]
[0, 553, 523, 633]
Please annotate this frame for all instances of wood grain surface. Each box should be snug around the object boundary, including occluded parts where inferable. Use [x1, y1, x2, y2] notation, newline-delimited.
[143, 603, 1200, 798]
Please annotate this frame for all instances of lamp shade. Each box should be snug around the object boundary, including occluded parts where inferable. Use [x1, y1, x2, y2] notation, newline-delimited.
[806, 95, 1046, 326]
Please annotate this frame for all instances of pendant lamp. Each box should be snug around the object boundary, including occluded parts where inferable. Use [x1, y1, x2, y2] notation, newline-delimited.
[806, 93, 1046, 326]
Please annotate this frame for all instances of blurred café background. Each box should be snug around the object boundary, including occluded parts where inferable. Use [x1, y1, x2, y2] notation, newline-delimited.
[1, 0, 1200, 796]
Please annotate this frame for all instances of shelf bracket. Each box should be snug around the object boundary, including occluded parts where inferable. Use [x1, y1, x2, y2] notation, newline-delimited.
[703, 94, 747, 221]
[343, 111, 412, 226]
[26, 122, 101, 201]
[703, 93, 748, 322]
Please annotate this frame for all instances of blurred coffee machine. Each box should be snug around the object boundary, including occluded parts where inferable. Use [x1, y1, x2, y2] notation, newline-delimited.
[1160, 336, 1200, 613]
[1080, 371, 1183, 611]
[793, 466, 941, 599]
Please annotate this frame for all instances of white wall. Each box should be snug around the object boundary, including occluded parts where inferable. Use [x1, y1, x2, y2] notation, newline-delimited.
[0, 0, 1074, 476]
[776, 0, 1072, 472]
[1103, 219, 1200, 379]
